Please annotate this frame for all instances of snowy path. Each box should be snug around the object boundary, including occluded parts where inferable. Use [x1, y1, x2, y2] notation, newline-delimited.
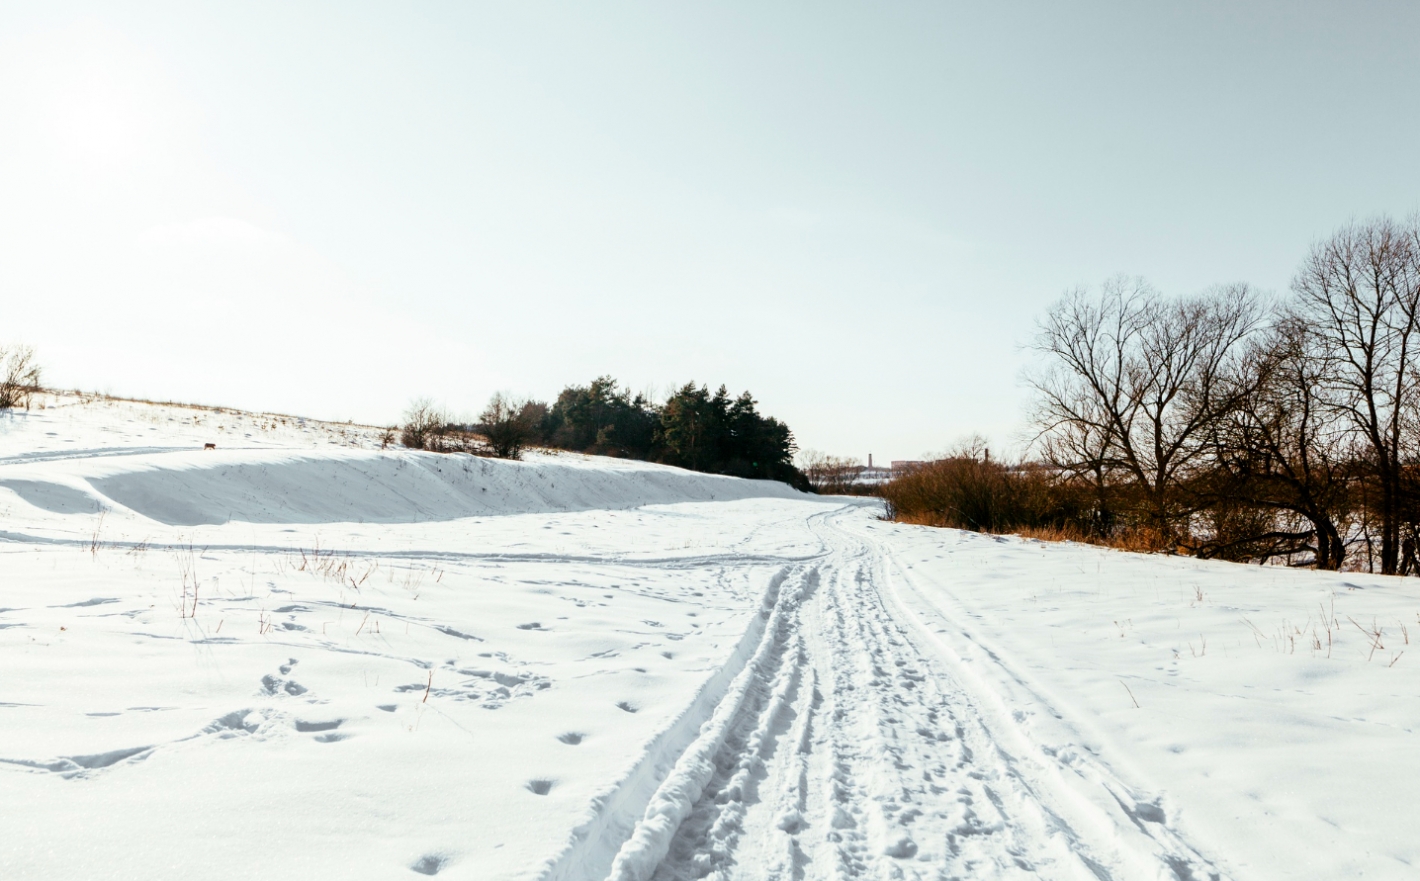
[583, 511, 1227, 881]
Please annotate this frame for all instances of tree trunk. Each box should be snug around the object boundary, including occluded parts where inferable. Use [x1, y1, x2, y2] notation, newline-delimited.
[1313, 519, 1345, 571]
[1380, 467, 1400, 575]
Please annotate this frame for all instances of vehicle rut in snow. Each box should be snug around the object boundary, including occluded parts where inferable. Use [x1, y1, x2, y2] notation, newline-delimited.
[594, 508, 1227, 881]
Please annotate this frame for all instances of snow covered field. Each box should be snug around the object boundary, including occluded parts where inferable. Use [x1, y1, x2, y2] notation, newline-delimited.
[2, 395, 1417, 880]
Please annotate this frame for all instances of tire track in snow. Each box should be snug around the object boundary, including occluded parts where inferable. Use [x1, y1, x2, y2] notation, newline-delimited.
[537, 505, 1226, 880]
[535, 561, 818, 881]
[868, 524, 1229, 881]
[786, 523, 1093, 880]
[600, 565, 820, 881]
[615, 514, 1091, 880]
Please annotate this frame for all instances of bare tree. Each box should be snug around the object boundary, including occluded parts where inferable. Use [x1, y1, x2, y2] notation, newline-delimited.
[1203, 317, 1354, 568]
[400, 397, 448, 450]
[1033, 387, 1118, 535]
[798, 450, 864, 494]
[1031, 277, 1263, 541]
[0, 345, 41, 409]
[1291, 215, 1420, 574]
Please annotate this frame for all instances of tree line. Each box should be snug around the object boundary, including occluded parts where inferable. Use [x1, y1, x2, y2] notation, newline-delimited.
[0, 341, 809, 491]
[401, 376, 809, 490]
[884, 214, 1420, 574]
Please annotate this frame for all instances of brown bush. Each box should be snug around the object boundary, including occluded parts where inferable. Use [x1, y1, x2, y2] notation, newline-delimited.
[881, 456, 1090, 534]
[399, 398, 485, 454]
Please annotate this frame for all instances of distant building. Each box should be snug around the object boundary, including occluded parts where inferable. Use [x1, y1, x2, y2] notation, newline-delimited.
[832, 456, 931, 489]
[857, 465, 893, 484]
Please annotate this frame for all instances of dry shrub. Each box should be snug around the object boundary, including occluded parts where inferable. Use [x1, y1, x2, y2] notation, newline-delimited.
[1105, 526, 1176, 553]
[881, 457, 1083, 533]
[399, 398, 487, 454]
[920, 520, 1173, 554]
[0, 345, 41, 409]
[881, 455, 1183, 553]
[994, 524, 1091, 543]
[400, 398, 445, 450]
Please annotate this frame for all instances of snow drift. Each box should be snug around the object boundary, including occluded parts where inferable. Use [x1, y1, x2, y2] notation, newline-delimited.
[2, 449, 805, 526]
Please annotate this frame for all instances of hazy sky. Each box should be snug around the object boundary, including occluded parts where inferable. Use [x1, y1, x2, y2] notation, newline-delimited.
[2, 2, 1418, 462]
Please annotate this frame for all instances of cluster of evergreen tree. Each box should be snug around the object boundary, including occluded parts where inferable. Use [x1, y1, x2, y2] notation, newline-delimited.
[522, 376, 808, 490]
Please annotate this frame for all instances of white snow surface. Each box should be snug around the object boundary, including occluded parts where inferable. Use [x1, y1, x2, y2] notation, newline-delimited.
[2, 394, 1418, 880]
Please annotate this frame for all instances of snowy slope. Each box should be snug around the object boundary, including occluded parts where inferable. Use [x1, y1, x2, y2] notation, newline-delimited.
[3, 394, 1418, 880]
[0, 394, 802, 530]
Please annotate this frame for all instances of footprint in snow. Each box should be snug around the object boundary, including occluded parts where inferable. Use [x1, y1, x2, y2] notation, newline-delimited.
[261, 675, 308, 697]
[393, 668, 549, 709]
[59, 597, 119, 608]
[884, 834, 918, 858]
[557, 732, 584, 745]
[63, 746, 155, 776]
[526, 779, 554, 795]
[1128, 800, 1167, 824]
[206, 709, 263, 738]
[516, 622, 547, 631]
[616, 701, 638, 713]
[409, 854, 448, 875]
[293, 719, 343, 733]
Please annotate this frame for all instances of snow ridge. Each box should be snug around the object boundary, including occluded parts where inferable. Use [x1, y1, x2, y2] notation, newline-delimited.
[1, 448, 805, 528]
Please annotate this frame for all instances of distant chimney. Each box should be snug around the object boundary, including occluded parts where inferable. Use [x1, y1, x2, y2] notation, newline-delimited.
[868, 453, 873, 468]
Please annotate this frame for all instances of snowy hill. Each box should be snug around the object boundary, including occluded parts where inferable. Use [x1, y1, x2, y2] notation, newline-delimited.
[2, 394, 1418, 880]
[0, 394, 802, 529]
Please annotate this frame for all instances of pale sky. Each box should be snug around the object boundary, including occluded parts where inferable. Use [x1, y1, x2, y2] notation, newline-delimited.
[2, 2, 1418, 462]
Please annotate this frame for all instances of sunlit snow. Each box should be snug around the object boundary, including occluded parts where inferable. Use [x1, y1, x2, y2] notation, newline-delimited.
[1, 394, 1416, 880]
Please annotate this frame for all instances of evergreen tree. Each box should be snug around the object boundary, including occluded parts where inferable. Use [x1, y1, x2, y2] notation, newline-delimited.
[658, 383, 726, 472]
[546, 376, 658, 458]
[539, 375, 808, 490]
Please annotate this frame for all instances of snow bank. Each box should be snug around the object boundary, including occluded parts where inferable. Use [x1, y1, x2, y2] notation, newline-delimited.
[1, 448, 803, 527]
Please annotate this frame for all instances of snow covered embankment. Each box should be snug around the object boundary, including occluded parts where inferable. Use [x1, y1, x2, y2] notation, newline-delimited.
[3, 447, 803, 528]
